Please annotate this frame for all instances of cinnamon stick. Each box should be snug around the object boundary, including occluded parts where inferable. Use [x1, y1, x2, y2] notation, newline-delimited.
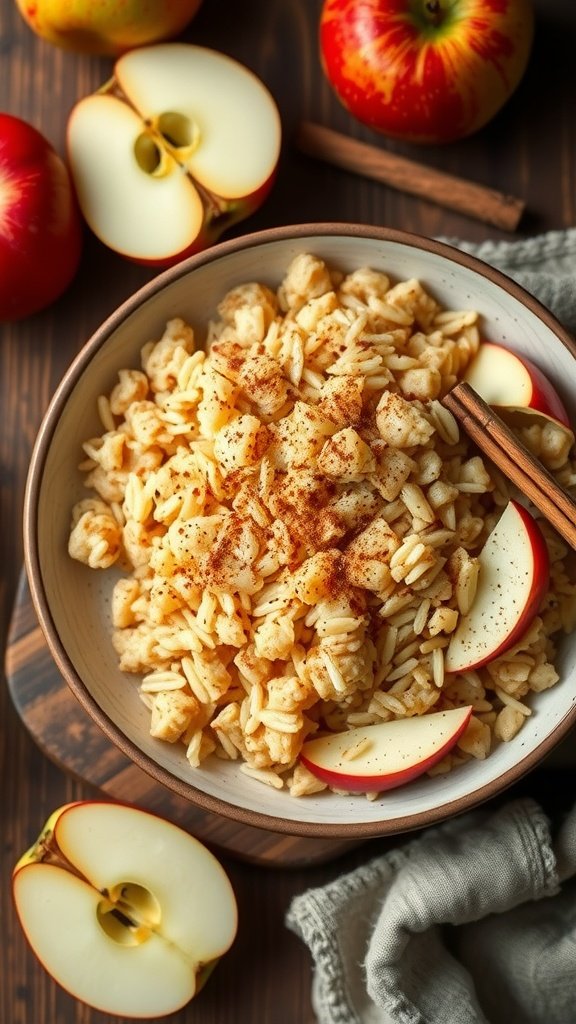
[443, 382, 576, 550]
[297, 121, 525, 232]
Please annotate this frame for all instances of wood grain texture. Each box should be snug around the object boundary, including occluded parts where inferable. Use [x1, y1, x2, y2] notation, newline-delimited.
[2, 0, 576, 1021]
[6, 570, 362, 867]
[297, 122, 526, 230]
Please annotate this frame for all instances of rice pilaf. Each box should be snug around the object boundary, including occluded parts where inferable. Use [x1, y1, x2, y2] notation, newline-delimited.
[68, 253, 576, 797]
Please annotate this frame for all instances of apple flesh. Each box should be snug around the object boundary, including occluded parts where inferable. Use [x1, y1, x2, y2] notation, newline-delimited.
[12, 801, 238, 1018]
[300, 705, 473, 792]
[464, 342, 572, 429]
[319, 0, 534, 144]
[67, 44, 281, 267]
[445, 500, 549, 674]
[0, 113, 83, 321]
[15, 0, 203, 56]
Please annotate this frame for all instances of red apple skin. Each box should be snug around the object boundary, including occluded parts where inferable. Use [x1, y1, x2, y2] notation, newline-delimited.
[319, 0, 535, 144]
[466, 342, 572, 429]
[468, 501, 549, 672]
[0, 114, 83, 321]
[448, 500, 550, 674]
[300, 707, 472, 792]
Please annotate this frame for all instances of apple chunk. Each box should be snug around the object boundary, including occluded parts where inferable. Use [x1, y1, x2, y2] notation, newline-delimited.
[445, 500, 550, 675]
[300, 706, 473, 792]
[67, 44, 281, 266]
[464, 342, 572, 429]
[12, 801, 237, 1018]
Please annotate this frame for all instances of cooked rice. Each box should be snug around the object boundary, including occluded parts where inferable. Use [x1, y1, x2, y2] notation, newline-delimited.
[68, 252, 576, 797]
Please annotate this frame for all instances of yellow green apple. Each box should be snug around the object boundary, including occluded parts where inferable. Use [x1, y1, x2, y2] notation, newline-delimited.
[14, 0, 203, 55]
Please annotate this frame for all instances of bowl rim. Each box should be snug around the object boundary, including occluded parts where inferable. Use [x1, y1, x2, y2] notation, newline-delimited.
[23, 221, 576, 839]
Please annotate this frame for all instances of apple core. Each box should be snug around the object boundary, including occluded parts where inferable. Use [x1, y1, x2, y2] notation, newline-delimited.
[156, 112, 197, 151]
[134, 114, 199, 178]
[13, 802, 238, 1016]
[133, 133, 166, 176]
[97, 882, 161, 946]
[67, 44, 281, 264]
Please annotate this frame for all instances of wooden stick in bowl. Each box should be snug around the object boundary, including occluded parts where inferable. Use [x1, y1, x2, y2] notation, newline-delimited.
[443, 382, 576, 550]
[296, 121, 526, 232]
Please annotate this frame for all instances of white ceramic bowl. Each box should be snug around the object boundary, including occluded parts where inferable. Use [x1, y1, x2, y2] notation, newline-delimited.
[24, 224, 576, 838]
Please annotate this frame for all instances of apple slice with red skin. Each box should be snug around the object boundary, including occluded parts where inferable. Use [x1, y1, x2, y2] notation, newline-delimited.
[445, 500, 550, 675]
[300, 705, 473, 792]
[12, 801, 238, 1018]
[67, 44, 281, 267]
[464, 342, 572, 430]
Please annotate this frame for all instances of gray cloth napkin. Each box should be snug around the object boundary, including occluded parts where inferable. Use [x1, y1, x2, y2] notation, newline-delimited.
[443, 229, 576, 335]
[285, 228, 576, 1024]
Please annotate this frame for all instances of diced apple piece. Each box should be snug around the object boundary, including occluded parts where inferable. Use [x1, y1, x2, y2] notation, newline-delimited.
[67, 44, 281, 266]
[502, 408, 573, 470]
[12, 801, 237, 1017]
[445, 499, 549, 674]
[300, 705, 473, 792]
[464, 342, 571, 429]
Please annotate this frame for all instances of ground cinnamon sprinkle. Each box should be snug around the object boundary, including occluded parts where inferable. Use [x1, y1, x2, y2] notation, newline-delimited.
[67, 253, 575, 796]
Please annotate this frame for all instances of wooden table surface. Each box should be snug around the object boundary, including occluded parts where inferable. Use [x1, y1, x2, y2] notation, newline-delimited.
[1, 2, 575, 1022]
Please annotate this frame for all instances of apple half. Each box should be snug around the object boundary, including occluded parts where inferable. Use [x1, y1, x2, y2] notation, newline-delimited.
[464, 342, 572, 431]
[300, 705, 473, 792]
[445, 500, 550, 674]
[67, 44, 281, 266]
[12, 801, 238, 1018]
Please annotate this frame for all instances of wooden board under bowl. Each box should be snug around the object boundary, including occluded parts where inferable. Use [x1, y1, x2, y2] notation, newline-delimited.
[5, 569, 363, 868]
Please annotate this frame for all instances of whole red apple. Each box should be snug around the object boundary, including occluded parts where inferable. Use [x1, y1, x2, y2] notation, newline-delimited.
[0, 114, 83, 321]
[320, 0, 535, 144]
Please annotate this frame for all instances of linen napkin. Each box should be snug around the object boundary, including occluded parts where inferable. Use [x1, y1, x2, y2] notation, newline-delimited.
[445, 228, 576, 335]
[285, 228, 576, 1024]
